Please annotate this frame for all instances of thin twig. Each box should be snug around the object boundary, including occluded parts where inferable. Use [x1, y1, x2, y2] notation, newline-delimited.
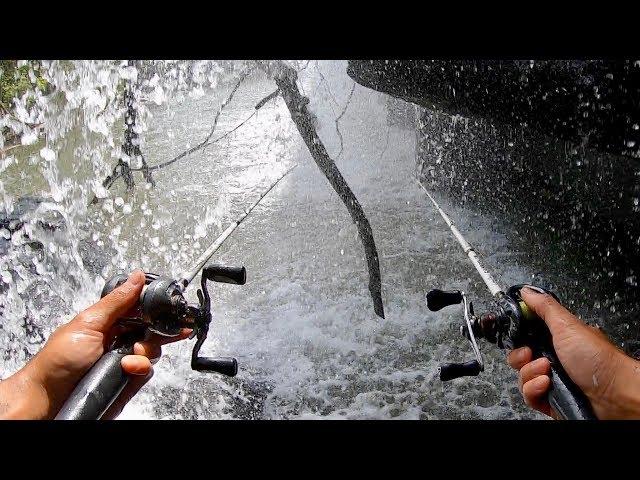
[133, 86, 279, 171]
[378, 125, 391, 162]
[296, 60, 311, 73]
[334, 82, 356, 158]
[139, 69, 253, 173]
[313, 61, 356, 158]
[315, 63, 340, 108]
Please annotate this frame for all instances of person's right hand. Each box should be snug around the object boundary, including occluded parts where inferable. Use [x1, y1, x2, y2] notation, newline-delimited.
[507, 286, 640, 419]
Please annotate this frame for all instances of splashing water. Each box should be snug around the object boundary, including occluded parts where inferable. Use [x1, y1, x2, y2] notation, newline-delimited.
[1, 60, 544, 419]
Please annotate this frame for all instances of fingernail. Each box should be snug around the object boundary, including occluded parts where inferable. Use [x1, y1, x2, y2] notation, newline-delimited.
[128, 269, 144, 286]
[522, 285, 546, 295]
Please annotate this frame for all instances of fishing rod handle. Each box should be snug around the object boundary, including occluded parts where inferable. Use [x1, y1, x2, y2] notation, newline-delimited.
[534, 346, 597, 420]
[54, 345, 132, 420]
[504, 286, 597, 420]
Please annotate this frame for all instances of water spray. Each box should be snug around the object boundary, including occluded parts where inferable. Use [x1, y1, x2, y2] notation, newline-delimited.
[55, 166, 296, 420]
[418, 180, 596, 420]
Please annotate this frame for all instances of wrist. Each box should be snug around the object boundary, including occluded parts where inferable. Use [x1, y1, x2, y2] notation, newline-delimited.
[599, 352, 640, 419]
[0, 366, 50, 420]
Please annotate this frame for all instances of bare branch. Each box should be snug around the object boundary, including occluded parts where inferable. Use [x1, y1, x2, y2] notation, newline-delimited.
[314, 62, 340, 108]
[313, 62, 356, 158]
[269, 61, 385, 318]
[334, 82, 356, 158]
[378, 125, 390, 162]
[140, 69, 253, 173]
[296, 60, 312, 73]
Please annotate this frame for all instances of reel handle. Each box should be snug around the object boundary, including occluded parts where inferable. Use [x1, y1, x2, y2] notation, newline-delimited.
[439, 360, 482, 381]
[56, 274, 157, 420]
[203, 265, 246, 285]
[426, 289, 463, 311]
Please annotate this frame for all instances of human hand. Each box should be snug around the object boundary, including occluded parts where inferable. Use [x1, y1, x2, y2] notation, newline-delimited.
[507, 286, 640, 419]
[0, 269, 191, 419]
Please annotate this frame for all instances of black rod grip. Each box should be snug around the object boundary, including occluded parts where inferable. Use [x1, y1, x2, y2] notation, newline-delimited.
[54, 347, 131, 420]
[426, 289, 463, 311]
[202, 265, 246, 285]
[439, 360, 482, 381]
[539, 348, 597, 420]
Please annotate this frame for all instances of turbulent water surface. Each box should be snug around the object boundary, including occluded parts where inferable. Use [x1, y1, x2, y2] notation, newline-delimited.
[0, 61, 554, 419]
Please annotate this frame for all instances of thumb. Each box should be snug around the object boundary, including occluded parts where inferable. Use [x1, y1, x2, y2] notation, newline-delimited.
[520, 286, 584, 338]
[72, 270, 145, 334]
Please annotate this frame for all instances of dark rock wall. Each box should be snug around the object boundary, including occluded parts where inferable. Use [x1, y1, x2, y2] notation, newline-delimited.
[348, 60, 640, 159]
[348, 60, 640, 347]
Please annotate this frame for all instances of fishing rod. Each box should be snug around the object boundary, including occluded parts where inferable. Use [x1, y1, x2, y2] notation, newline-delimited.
[55, 166, 296, 420]
[417, 180, 596, 420]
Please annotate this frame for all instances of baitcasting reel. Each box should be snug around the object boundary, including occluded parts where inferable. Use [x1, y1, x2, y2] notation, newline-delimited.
[102, 264, 247, 377]
[426, 284, 558, 381]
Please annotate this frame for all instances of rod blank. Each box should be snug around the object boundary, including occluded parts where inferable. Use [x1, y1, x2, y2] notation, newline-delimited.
[180, 165, 297, 287]
[417, 180, 503, 296]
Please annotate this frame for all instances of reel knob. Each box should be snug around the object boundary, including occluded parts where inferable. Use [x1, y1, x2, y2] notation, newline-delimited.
[439, 360, 482, 381]
[426, 289, 463, 311]
[202, 264, 246, 285]
[192, 356, 238, 376]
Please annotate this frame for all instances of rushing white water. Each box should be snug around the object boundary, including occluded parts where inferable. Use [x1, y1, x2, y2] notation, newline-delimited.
[1, 60, 545, 419]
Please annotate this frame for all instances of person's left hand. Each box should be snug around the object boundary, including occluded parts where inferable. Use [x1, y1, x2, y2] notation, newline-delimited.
[0, 269, 191, 420]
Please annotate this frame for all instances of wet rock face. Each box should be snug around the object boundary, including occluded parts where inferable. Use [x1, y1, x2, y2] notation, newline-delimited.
[347, 60, 640, 159]
[1, 196, 116, 363]
[0, 196, 109, 277]
[415, 110, 640, 344]
[348, 59, 640, 345]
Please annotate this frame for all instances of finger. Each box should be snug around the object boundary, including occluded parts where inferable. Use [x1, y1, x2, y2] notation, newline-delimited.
[149, 329, 193, 346]
[121, 355, 152, 376]
[522, 375, 553, 417]
[133, 342, 162, 362]
[133, 329, 192, 363]
[101, 371, 154, 420]
[519, 357, 552, 388]
[105, 323, 139, 347]
[507, 346, 533, 370]
[520, 287, 583, 337]
[72, 270, 145, 334]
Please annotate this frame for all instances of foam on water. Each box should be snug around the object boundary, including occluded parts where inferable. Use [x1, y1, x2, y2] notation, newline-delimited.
[1, 61, 543, 419]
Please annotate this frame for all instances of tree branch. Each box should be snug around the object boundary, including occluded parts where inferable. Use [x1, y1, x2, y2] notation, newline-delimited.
[313, 62, 356, 158]
[141, 69, 253, 173]
[268, 61, 385, 318]
[93, 67, 254, 200]
[334, 82, 356, 158]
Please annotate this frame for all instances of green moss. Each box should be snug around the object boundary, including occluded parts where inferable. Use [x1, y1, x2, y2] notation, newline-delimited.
[0, 60, 48, 112]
